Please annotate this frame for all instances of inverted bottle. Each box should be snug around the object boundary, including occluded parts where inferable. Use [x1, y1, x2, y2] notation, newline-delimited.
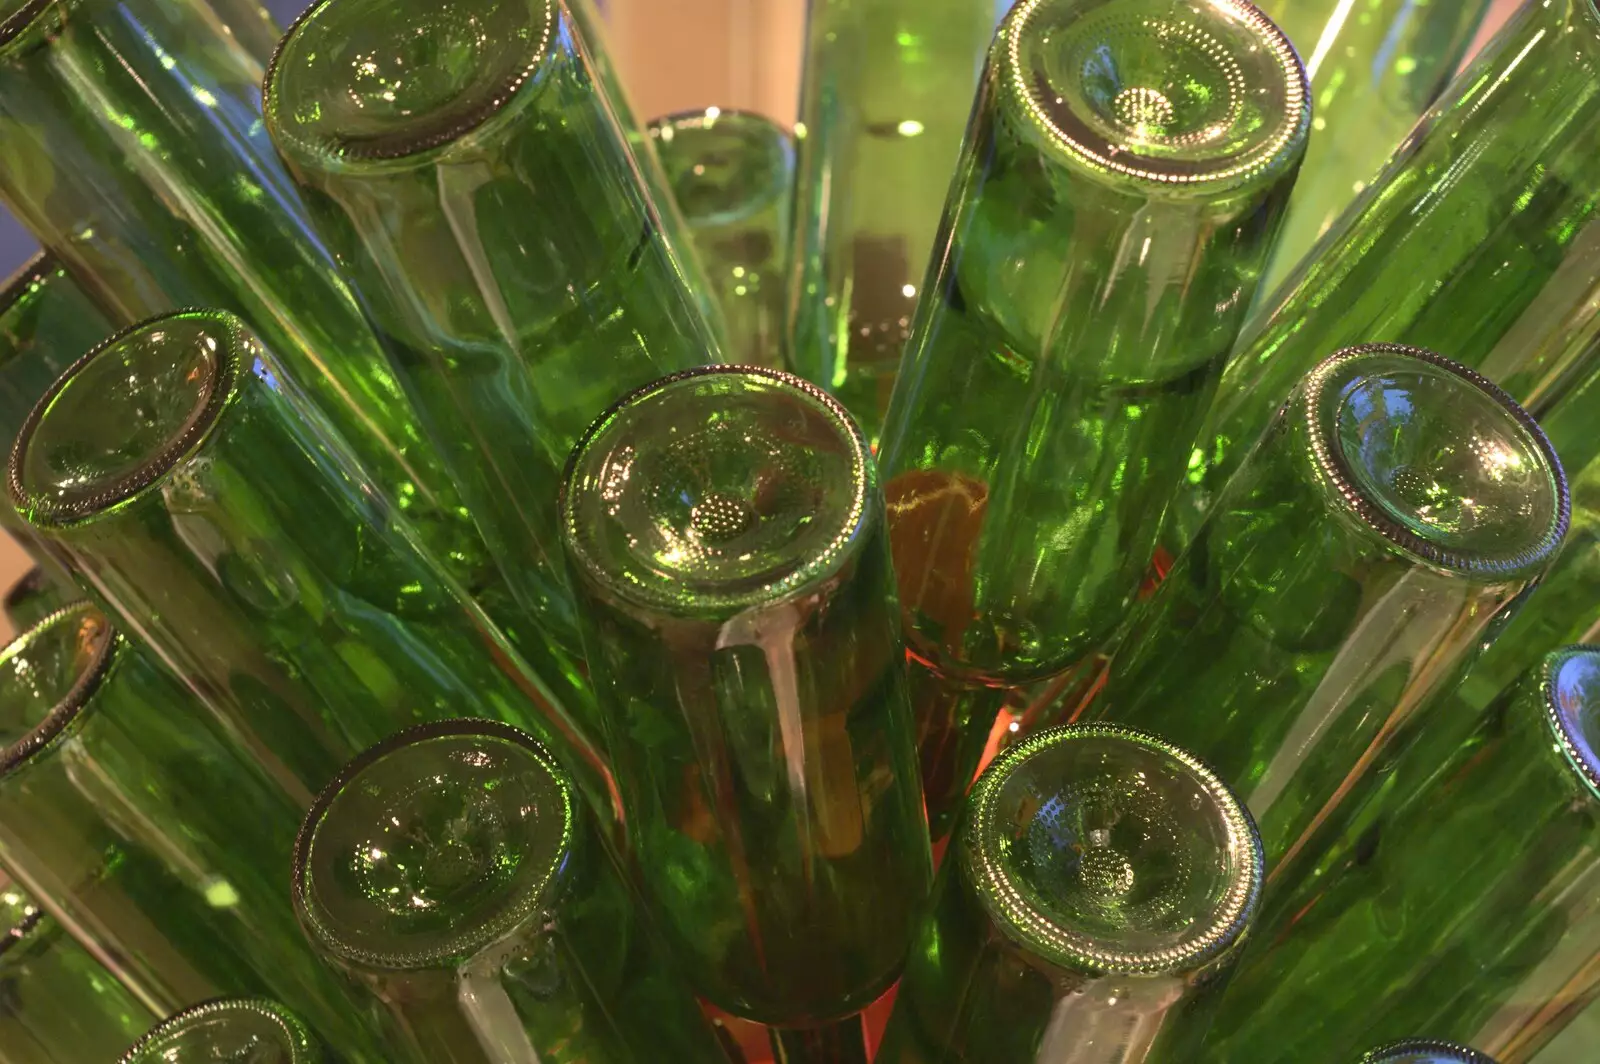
[1357, 1042, 1499, 1064]
[7, 309, 611, 817]
[293, 719, 731, 1064]
[118, 998, 324, 1064]
[878, 722, 1264, 1064]
[0, 0, 477, 593]
[876, 0, 1309, 831]
[1196, 647, 1600, 1063]
[0, 874, 156, 1064]
[1089, 344, 1569, 866]
[560, 366, 933, 1026]
[0, 603, 394, 1058]
[787, 0, 1001, 445]
[1249, 0, 1494, 301]
[650, 109, 795, 370]
[264, 0, 723, 720]
[1189, 0, 1600, 550]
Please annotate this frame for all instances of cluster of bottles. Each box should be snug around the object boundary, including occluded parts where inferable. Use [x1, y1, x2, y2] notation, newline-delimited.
[0, 0, 1595, 1062]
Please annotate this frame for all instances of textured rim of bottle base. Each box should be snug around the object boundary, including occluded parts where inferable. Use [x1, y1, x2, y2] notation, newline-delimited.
[292, 717, 575, 971]
[559, 363, 872, 615]
[0, 250, 61, 325]
[962, 721, 1264, 976]
[1541, 645, 1600, 800]
[1299, 342, 1570, 580]
[0, 902, 45, 963]
[117, 998, 317, 1064]
[0, 602, 118, 778]
[7, 308, 246, 530]
[1358, 1038, 1499, 1064]
[1000, 0, 1310, 191]
[0, 0, 58, 57]
[266, 0, 559, 166]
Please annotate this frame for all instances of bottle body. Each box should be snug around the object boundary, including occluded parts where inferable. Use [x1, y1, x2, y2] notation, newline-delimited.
[1187, 0, 1600, 549]
[788, 0, 1001, 444]
[1092, 346, 1568, 866]
[650, 109, 795, 369]
[0, 879, 156, 1064]
[1250, 0, 1494, 299]
[562, 367, 933, 1025]
[9, 311, 612, 818]
[0, 605, 392, 1059]
[877, 0, 1309, 829]
[266, 0, 723, 726]
[1197, 649, 1600, 1064]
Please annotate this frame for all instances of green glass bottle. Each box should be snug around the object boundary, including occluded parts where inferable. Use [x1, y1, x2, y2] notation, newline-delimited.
[1195, 647, 1600, 1063]
[1189, 0, 1600, 544]
[1088, 344, 1568, 866]
[560, 366, 933, 1031]
[0, 602, 394, 1059]
[264, 0, 723, 717]
[2, 565, 80, 633]
[1251, 0, 1494, 300]
[198, 0, 279, 69]
[0, 876, 155, 1064]
[1359, 1043, 1498, 1064]
[876, 0, 1309, 831]
[0, 254, 111, 451]
[787, 0, 1000, 443]
[876, 722, 1264, 1064]
[7, 310, 611, 817]
[0, 0, 478, 574]
[293, 719, 731, 1064]
[650, 109, 794, 369]
[119, 999, 323, 1064]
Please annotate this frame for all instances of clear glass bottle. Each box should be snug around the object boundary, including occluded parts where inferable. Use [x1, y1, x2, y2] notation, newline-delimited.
[0, 875, 155, 1064]
[1090, 344, 1569, 867]
[7, 310, 612, 818]
[1187, 0, 1600, 549]
[787, 0, 1001, 443]
[877, 722, 1264, 1064]
[1195, 647, 1600, 1063]
[876, 0, 1309, 833]
[293, 719, 732, 1064]
[560, 366, 933, 1036]
[650, 108, 794, 369]
[118, 998, 323, 1064]
[1250, 0, 1494, 299]
[0, 602, 393, 1059]
[264, 0, 724, 719]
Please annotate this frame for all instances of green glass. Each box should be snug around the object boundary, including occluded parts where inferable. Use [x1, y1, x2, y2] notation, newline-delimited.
[1190, 0, 1600, 543]
[0, 253, 108, 598]
[196, 0, 279, 68]
[0, 0, 477, 583]
[877, 723, 1264, 1064]
[560, 366, 933, 1027]
[0, 603, 394, 1060]
[1194, 647, 1600, 1063]
[1359, 1043, 1499, 1064]
[876, 0, 1309, 829]
[293, 719, 731, 1064]
[6, 310, 611, 817]
[0, 876, 155, 1064]
[650, 109, 794, 369]
[264, 0, 723, 719]
[0, 254, 110, 452]
[1089, 345, 1569, 866]
[787, 0, 1000, 443]
[2, 566, 81, 634]
[119, 999, 323, 1064]
[1251, 0, 1493, 300]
